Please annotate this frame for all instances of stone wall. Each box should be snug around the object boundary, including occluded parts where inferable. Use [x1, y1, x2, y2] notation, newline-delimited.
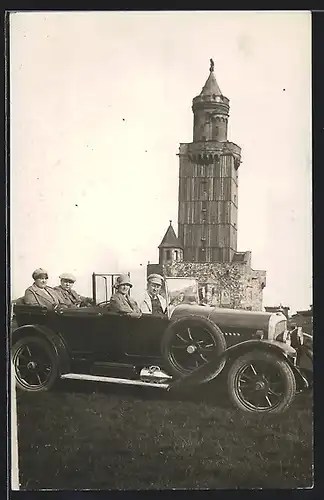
[160, 261, 266, 311]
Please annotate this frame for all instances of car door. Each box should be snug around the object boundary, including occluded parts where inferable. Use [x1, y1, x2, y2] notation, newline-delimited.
[119, 313, 170, 359]
[53, 307, 129, 360]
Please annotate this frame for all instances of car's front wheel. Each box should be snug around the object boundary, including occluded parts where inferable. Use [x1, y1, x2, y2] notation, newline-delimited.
[162, 315, 226, 381]
[227, 350, 296, 413]
[12, 336, 59, 392]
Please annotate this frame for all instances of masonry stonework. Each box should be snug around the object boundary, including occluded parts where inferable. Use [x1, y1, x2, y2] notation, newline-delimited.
[161, 262, 266, 311]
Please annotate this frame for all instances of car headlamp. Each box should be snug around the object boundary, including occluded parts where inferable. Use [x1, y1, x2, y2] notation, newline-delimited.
[291, 327, 304, 348]
[277, 329, 291, 346]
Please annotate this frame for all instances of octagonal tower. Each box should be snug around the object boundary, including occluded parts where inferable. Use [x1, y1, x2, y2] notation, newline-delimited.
[178, 59, 241, 263]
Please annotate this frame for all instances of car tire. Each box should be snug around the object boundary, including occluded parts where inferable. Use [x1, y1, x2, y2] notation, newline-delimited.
[12, 336, 59, 392]
[162, 315, 226, 381]
[227, 350, 296, 414]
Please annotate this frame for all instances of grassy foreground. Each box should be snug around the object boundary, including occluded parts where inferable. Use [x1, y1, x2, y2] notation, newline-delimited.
[16, 380, 313, 490]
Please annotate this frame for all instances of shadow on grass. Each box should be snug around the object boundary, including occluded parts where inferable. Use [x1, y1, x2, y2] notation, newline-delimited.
[51, 375, 312, 413]
[51, 374, 233, 408]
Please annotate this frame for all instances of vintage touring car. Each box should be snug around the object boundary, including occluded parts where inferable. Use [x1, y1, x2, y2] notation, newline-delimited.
[11, 274, 313, 414]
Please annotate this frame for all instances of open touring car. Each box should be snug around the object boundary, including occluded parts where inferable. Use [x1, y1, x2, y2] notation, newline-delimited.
[11, 274, 313, 413]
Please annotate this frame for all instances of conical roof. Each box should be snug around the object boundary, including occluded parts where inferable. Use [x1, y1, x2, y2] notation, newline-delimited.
[200, 70, 222, 96]
[158, 221, 183, 249]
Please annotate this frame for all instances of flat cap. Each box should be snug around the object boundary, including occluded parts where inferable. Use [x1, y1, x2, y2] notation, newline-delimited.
[59, 273, 76, 282]
[147, 273, 164, 285]
[32, 268, 48, 280]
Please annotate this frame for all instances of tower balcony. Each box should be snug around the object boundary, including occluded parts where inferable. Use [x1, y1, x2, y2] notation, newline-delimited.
[179, 141, 241, 166]
[192, 93, 230, 111]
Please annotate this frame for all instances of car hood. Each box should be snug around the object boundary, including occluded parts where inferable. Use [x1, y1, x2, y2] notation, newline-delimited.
[170, 303, 272, 331]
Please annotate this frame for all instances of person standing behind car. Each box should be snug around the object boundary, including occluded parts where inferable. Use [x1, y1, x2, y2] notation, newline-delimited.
[24, 268, 62, 309]
[54, 273, 93, 307]
[140, 274, 167, 316]
[110, 275, 142, 318]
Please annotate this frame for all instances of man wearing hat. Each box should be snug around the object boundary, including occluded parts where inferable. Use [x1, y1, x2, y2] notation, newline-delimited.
[140, 274, 167, 316]
[54, 273, 93, 308]
[24, 268, 62, 309]
[110, 274, 142, 318]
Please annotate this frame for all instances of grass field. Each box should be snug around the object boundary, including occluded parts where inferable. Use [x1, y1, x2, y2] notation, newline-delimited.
[16, 379, 313, 490]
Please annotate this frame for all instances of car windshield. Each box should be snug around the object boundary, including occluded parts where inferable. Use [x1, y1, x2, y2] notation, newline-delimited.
[92, 273, 121, 305]
[165, 278, 199, 306]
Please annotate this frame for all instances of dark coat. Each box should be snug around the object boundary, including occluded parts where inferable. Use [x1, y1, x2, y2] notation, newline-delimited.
[54, 285, 93, 307]
[140, 291, 167, 315]
[24, 284, 62, 309]
[110, 291, 142, 316]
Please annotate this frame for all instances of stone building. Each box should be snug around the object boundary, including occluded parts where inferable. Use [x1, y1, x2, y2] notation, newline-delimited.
[148, 60, 266, 311]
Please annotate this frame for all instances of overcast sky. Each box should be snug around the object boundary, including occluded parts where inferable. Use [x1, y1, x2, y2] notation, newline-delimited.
[10, 11, 312, 313]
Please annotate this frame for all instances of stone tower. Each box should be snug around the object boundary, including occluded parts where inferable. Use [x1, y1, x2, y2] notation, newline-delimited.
[178, 59, 241, 263]
[148, 60, 266, 311]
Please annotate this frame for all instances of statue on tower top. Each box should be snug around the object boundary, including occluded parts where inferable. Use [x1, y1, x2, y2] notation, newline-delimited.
[209, 58, 214, 72]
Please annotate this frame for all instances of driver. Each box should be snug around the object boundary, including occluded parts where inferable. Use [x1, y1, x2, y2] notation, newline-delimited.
[110, 275, 142, 318]
[54, 273, 93, 308]
[140, 274, 167, 316]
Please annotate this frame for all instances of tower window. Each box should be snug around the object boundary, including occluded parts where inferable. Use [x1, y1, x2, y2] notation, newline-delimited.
[174, 250, 179, 260]
[212, 124, 219, 140]
[200, 178, 208, 200]
[199, 248, 206, 262]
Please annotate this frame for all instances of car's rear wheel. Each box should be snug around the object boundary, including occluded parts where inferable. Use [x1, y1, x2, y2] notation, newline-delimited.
[227, 350, 296, 413]
[12, 336, 59, 392]
[162, 315, 226, 381]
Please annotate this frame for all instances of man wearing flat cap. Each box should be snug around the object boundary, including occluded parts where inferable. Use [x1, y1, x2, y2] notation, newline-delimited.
[54, 273, 93, 308]
[110, 274, 142, 318]
[24, 268, 62, 309]
[140, 274, 167, 316]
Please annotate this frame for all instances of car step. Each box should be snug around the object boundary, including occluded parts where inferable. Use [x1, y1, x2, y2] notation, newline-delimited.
[60, 373, 170, 389]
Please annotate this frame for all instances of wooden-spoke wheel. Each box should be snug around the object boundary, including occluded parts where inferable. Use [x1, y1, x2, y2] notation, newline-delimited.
[12, 336, 58, 392]
[227, 350, 296, 413]
[162, 315, 226, 381]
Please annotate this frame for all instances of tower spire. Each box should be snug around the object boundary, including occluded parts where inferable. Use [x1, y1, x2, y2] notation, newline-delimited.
[200, 64, 222, 96]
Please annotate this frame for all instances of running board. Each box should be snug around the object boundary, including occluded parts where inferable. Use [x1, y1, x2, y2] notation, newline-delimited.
[60, 373, 170, 389]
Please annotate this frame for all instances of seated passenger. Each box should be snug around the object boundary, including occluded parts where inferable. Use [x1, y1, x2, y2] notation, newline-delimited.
[110, 275, 142, 318]
[54, 273, 93, 307]
[24, 268, 62, 309]
[140, 274, 167, 316]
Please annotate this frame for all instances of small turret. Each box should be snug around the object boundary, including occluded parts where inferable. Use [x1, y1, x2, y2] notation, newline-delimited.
[158, 221, 183, 264]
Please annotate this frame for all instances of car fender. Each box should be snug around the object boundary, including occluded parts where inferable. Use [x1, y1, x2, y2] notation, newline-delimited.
[169, 338, 307, 391]
[221, 339, 308, 391]
[11, 324, 71, 374]
[222, 338, 297, 359]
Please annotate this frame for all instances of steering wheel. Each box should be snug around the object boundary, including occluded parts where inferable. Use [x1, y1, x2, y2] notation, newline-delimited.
[97, 301, 111, 308]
